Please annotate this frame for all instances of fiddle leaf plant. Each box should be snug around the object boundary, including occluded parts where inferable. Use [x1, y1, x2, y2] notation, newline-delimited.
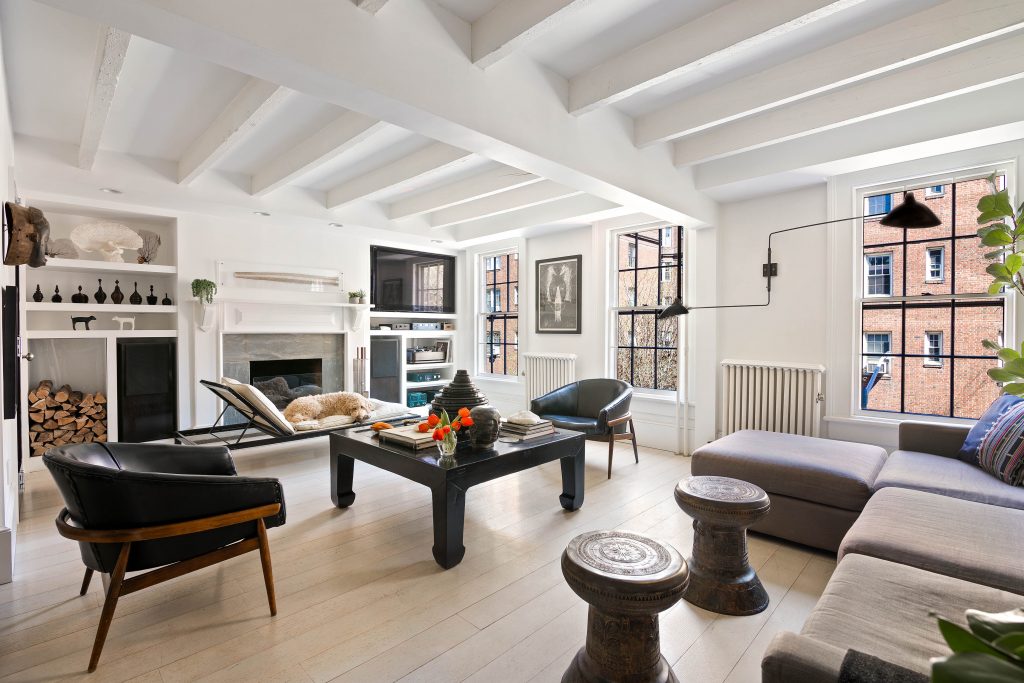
[931, 608, 1024, 682]
[977, 173, 1024, 396]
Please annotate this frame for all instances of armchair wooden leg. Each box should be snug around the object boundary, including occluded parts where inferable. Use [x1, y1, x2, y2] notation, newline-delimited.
[629, 418, 639, 464]
[607, 438, 614, 479]
[88, 543, 130, 673]
[80, 568, 94, 596]
[256, 519, 277, 617]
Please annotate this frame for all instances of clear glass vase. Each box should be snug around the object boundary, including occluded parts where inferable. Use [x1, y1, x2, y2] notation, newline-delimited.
[437, 437, 457, 466]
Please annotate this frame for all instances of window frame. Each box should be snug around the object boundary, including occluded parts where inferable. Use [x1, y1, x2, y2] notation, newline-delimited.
[863, 252, 893, 297]
[924, 331, 944, 367]
[925, 246, 945, 283]
[855, 169, 1010, 420]
[477, 249, 519, 378]
[924, 185, 945, 198]
[610, 225, 684, 395]
[862, 332, 892, 377]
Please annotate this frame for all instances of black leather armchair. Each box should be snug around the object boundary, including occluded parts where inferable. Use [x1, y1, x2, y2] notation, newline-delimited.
[43, 442, 286, 672]
[530, 379, 638, 478]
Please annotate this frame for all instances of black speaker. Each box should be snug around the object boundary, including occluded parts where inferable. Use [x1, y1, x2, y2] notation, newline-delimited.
[117, 338, 177, 442]
[370, 337, 401, 404]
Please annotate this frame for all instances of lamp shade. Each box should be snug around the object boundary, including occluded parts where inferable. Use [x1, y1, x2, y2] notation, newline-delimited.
[880, 192, 941, 229]
[658, 297, 689, 319]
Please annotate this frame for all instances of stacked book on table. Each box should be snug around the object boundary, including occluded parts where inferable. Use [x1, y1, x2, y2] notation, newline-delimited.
[376, 425, 436, 450]
[500, 418, 555, 440]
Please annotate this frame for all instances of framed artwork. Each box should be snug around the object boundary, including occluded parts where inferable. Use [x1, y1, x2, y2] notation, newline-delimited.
[536, 254, 581, 334]
[435, 340, 451, 362]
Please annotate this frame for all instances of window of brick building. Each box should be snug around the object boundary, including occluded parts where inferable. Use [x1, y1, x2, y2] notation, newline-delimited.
[480, 250, 518, 376]
[925, 246, 944, 282]
[615, 226, 682, 391]
[859, 175, 1007, 419]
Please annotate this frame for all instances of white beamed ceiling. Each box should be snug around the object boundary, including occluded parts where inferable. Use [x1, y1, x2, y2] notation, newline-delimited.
[2, 0, 1018, 241]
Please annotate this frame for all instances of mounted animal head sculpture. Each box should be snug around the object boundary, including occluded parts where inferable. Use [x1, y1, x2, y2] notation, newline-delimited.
[4, 202, 50, 268]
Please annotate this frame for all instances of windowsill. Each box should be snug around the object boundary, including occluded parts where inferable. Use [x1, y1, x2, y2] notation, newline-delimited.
[922, 362, 944, 368]
[923, 280, 945, 284]
[474, 374, 521, 384]
[631, 391, 680, 403]
[828, 412, 976, 428]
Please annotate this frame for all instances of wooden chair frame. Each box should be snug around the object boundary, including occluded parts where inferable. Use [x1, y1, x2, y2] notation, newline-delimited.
[604, 413, 639, 479]
[55, 502, 281, 672]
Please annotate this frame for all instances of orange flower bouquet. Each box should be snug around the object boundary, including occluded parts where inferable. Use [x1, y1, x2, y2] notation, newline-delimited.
[417, 408, 473, 462]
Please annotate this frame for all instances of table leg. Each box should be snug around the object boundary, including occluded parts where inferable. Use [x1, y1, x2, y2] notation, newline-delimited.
[431, 481, 466, 569]
[559, 446, 585, 511]
[330, 449, 356, 508]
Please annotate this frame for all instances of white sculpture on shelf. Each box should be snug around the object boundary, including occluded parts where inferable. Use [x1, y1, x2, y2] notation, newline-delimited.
[70, 222, 143, 262]
[112, 316, 135, 331]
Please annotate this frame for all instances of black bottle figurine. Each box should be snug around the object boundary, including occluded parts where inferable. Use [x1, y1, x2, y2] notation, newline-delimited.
[71, 286, 89, 304]
[51, 285, 62, 303]
[94, 279, 107, 304]
[129, 281, 142, 305]
[161, 292, 172, 306]
[32, 285, 43, 302]
[146, 285, 158, 305]
[110, 280, 124, 304]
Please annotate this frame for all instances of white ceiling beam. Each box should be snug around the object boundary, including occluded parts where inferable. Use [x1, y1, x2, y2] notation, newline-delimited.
[452, 194, 618, 242]
[594, 213, 663, 232]
[178, 78, 288, 185]
[251, 111, 385, 196]
[387, 165, 539, 219]
[41, 0, 717, 226]
[693, 78, 1024, 192]
[326, 142, 473, 208]
[429, 180, 581, 228]
[568, 0, 866, 115]
[78, 26, 131, 170]
[675, 33, 1024, 167]
[354, 0, 388, 14]
[636, 0, 1024, 147]
[472, 0, 589, 69]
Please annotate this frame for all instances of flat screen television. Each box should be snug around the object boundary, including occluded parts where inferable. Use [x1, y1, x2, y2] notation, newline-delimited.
[371, 246, 456, 313]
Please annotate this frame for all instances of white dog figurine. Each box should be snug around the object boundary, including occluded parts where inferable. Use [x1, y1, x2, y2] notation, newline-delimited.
[112, 316, 135, 331]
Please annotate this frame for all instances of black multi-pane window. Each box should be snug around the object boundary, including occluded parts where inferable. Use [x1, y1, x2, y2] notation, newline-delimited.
[480, 251, 518, 376]
[860, 176, 1006, 419]
[615, 226, 682, 391]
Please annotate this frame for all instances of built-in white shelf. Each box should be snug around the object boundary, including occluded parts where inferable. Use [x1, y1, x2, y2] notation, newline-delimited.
[25, 303, 178, 313]
[25, 329, 178, 339]
[370, 311, 456, 320]
[405, 362, 453, 370]
[406, 379, 448, 389]
[42, 258, 177, 275]
[370, 329, 455, 338]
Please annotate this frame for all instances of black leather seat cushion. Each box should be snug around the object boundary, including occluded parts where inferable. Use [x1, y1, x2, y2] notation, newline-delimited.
[546, 415, 602, 436]
[44, 442, 286, 573]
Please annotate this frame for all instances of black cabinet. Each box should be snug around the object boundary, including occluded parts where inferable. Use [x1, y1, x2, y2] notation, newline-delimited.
[370, 337, 401, 404]
[116, 338, 177, 442]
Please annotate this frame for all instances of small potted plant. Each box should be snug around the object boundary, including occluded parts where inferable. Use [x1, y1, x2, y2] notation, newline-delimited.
[191, 278, 217, 331]
[348, 289, 367, 304]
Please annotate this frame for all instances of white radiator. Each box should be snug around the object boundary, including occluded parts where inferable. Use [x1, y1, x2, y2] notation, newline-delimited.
[523, 352, 577, 401]
[721, 359, 826, 438]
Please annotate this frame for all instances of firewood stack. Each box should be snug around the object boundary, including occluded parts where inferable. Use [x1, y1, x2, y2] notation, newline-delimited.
[28, 380, 107, 456]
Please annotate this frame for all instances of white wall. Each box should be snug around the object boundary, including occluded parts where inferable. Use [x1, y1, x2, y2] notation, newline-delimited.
[0, 28, 17, 584]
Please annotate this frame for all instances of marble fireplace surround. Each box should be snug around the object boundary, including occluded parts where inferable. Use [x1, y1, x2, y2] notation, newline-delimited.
[222, 333, 344, 394]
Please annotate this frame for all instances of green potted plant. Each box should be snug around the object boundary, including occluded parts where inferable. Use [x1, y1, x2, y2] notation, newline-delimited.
[931, 608, 1024, 681]
[348, 289, 366, 304]
[191, 278, 217, 331]
[974, 175, 1024, 393]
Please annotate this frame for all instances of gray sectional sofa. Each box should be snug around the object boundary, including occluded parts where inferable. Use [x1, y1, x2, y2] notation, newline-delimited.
[692, 421, 1024, 682]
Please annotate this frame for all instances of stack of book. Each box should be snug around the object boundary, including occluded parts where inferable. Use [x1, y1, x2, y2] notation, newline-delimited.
[376, 425, 436, 450]
[500, 419, 555, 440]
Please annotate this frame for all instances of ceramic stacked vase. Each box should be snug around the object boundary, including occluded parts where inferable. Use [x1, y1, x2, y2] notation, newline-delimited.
[430, 370, 488, 444]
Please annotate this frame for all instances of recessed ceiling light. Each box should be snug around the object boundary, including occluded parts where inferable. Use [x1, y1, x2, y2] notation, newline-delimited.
[430, 239, 443, 244]
[98, 187, 122, 194]
[253, 211, 271, 216]
[329, 222, 344, 228]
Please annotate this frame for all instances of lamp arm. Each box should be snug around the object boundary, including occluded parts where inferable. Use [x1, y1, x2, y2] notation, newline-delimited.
[765, 214, 864, 293]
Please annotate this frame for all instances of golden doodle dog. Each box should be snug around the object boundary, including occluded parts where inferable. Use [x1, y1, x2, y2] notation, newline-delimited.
[283, 391, 374, 424]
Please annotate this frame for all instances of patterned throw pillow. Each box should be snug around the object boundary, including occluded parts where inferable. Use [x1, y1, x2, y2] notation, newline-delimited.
[958, 393, 1024, 465]
[977, 401, 1024, 486]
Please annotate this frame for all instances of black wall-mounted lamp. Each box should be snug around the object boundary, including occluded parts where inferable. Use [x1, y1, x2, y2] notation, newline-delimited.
[657, 192, 942, 319]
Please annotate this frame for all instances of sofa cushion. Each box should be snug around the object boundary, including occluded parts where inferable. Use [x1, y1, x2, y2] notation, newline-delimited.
[874, 449, 1024, 510]
[839, 487, 1024, 594]
[691, 430, 888, 512]
[977, 400, 1024, 485]
[800, 555, 1023, 676]
[958, 393, 1023, 465]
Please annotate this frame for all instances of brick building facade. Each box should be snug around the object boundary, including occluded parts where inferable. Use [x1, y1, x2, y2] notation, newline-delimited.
[862, 177, 1003, 418]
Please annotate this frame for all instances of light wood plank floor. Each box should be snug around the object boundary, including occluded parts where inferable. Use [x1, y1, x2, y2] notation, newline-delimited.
[2, 441, 835, 682]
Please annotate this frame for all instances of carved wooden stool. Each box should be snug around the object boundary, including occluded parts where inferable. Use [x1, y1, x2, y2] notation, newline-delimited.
[674, 475, 771, 616]
[561, 530, 688, 683]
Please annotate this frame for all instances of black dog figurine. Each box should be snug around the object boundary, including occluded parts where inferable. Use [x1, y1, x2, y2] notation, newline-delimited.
[71, 315, 96, 331]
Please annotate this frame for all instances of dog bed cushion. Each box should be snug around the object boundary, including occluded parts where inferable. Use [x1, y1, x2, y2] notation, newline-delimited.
[291, 399, 409, 431]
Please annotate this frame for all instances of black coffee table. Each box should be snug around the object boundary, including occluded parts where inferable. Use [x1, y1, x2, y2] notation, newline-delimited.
[329, 428, 586, 569]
